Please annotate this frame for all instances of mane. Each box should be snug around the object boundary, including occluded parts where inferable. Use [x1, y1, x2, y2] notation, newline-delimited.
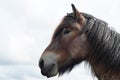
[82, 13, 120, 73]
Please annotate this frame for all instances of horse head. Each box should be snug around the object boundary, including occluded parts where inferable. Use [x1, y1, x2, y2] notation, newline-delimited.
[39, 4, 90, 77]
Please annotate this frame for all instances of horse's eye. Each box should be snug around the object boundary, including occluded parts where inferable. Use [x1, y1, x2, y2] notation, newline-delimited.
[63, 28, 71, 35]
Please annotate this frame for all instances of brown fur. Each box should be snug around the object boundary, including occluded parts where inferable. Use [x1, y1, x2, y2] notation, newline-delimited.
[39, 4, 120, 80]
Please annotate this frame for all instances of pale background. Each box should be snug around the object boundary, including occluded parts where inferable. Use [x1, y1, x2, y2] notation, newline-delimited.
[0, 0, 120, 80]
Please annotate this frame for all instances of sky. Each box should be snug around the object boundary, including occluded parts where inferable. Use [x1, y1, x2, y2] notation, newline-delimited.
[0, 0, 120, 80]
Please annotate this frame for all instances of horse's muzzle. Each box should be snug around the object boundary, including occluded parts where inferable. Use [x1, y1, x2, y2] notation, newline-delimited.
[39, 52, 59, 77]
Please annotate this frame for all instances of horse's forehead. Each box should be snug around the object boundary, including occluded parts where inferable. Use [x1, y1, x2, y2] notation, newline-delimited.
[54, 20, 74, 33]
[60, 19, 75, 27]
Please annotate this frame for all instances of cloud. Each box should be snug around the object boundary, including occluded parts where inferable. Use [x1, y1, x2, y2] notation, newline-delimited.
[0, 65, 41, 80]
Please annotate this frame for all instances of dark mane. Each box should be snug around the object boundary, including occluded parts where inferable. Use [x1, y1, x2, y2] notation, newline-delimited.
[82, 13, 120, 73]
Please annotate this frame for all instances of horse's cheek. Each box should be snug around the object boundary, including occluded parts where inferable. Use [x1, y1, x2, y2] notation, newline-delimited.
[68, 41, 80, 59]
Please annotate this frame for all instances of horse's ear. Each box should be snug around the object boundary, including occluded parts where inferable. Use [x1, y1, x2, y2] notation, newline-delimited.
[71, 4, 79, 19]
[71, 4, 85, 25]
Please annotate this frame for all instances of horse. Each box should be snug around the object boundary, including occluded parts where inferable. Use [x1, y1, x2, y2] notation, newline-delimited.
[39, 4, 120, 80]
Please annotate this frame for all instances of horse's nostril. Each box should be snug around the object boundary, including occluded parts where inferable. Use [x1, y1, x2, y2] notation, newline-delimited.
[39, 59, 44, 68]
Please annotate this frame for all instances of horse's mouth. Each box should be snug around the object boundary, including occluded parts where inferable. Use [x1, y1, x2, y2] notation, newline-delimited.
[40, 64, 58, 78]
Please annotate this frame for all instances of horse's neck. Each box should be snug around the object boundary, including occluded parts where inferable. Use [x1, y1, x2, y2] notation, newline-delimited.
[89, 62, 120, 80]
[84, 13, 120, 80]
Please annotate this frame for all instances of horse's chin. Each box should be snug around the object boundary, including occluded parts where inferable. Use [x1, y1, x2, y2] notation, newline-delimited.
[45, 72, 58, 78]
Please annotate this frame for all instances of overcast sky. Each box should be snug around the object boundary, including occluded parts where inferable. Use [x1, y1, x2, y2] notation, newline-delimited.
[0, 0, 120, 80]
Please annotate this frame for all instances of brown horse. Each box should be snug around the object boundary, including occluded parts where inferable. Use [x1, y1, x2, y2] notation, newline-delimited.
[39, 4, 120, 80]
